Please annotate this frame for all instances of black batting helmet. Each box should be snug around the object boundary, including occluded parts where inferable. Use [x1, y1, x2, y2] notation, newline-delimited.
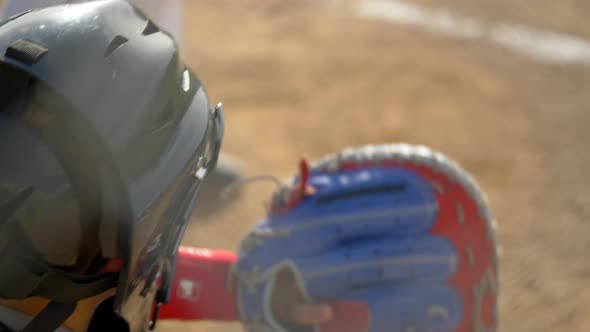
[0, 1, 223, 331]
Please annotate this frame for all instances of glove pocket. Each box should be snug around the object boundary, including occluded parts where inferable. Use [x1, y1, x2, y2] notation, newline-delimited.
[236, 261, 317, 332]
[327, 286, 463, 332]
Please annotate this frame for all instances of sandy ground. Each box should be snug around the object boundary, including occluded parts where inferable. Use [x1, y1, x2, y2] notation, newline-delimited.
[1, 0, 589, 331]
[158, 1, 590, 331]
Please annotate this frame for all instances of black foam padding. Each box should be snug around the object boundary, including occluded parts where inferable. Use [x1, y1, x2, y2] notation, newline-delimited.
[0, 320, 15, 332]
[0, 64, 31, 108]
[5, 39, 48, 65]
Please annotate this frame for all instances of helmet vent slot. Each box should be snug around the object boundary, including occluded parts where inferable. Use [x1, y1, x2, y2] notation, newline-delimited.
[104, 35, 128, 57]
[142, 20, 160, 36]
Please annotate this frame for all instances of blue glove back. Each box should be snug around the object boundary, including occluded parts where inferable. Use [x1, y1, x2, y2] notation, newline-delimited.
[234, 144, 499, 332]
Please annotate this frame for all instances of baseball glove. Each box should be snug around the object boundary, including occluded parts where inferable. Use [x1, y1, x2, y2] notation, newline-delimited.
[233, 143, 499, 332]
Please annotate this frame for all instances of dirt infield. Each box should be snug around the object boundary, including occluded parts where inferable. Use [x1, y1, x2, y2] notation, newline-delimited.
[161, 1, 590, 331]
[2, 0, 588, 331]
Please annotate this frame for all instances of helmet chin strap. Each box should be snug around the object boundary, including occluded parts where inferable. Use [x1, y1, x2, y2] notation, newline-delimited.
[0, 188, 119, 332]
[20, 301, 76, 332]
[0, 196, 119, 304]
[0, 240, 119, 332]
[0, 190, 61, 332]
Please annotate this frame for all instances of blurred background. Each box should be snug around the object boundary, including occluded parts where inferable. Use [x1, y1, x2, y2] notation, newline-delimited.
[169, 1, 590, 331]
[2, 0, 589, 331]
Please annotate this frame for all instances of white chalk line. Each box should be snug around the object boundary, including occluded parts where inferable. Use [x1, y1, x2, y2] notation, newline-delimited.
[359, 0, 590, 66]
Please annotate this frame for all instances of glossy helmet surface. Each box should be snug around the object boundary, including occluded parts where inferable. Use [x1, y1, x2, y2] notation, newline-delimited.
[0, 0, 223, 330]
